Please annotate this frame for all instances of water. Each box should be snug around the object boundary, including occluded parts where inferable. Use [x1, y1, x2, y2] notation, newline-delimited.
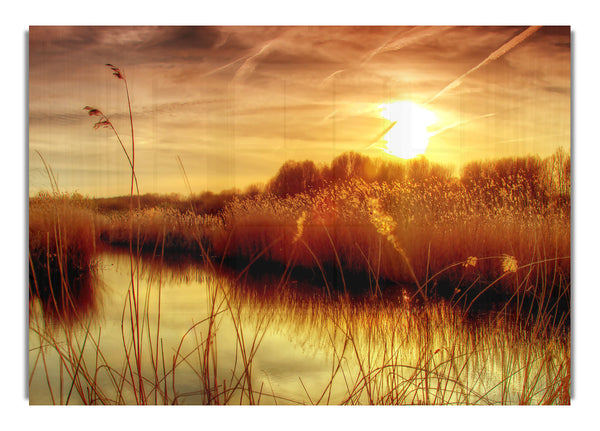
[28, 251, 569, 405]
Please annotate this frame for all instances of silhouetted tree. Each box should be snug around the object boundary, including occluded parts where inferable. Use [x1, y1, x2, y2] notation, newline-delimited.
[376, 160, 406, 183]
[461, 155, 555, 209]
[268, 160, 322, 196]
[407, 156, 430, 183]
[544, 147, 570, 206]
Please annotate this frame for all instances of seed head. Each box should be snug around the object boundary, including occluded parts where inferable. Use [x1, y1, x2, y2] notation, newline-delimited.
[292, 211, 308, 243]
[105, 63, 124, 80]
[501, 254, 518, 273]
[83, 106, 103, 117]
[463, 256, 478, 268]
[93, 119, 112, 129]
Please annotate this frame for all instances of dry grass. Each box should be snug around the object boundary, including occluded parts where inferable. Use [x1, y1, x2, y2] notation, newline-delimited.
[29, 194, 98, 277]
[83, 173, 571, 320]
[202, 178, 569, 304]
[191, 269, 571, 405]
[29, 170, 570, 405]
[29, 194, 100, 321]
[28, 63, 570, 406]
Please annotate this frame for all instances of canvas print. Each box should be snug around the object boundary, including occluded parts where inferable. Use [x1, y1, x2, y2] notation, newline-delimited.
[28, 26, 571, 405]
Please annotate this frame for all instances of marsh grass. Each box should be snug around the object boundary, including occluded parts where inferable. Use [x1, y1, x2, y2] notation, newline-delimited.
[29, 63, 270, 405]
[29, 172, 570, 405]
[28, 64, 570, 405]
[29, 195, 97, 283]
[95, 179, 569, 291]
[97, 177, 569, 318]
[199, 265, 570, 405]
[28, 220, 570, 405]
[28, 153, 101, 322]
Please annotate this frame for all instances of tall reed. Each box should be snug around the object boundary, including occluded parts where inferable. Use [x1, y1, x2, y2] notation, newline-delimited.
[30, 64, 267, 405]
[28, 63, 570, 406]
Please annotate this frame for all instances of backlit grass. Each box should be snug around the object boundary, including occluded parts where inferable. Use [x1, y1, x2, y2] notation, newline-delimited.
[28, 63, 570, 405]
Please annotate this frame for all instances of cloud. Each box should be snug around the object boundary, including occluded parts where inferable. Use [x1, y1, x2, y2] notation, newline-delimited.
[29, 26, 571, 195]
[232, 41, 276, 83]
[424, 26, 542, 105]
[148, 27, 222, 51]
[320, 27, 448, 87]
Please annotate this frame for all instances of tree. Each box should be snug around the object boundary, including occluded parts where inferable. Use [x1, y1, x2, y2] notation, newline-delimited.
[407, 156, 430, 183]
[330, 152, 376, 182]
[268, 160, 322, 196]
[376, 160, 406, 183]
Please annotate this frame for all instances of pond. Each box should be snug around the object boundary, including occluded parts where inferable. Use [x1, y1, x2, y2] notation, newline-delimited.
[28, 250, 570, 405]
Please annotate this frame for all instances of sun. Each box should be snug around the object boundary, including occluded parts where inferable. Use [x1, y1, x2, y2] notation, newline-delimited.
[378, 101, 437, 159]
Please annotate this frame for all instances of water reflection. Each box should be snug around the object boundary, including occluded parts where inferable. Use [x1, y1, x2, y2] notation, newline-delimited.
[29, 267, 101, 325]
[28, 250, 570, 405]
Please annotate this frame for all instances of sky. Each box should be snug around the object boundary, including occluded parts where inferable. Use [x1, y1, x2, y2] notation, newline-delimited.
[29, 25, 570, 197]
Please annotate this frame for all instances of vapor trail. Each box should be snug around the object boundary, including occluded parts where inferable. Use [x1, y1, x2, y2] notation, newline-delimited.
[201, 56, 247, 77]
[365, 112, 495, 151]
[423, 26, 542, 106]
[321, 27, 445, 87]
[364, 120, 398, 150]
[233, 41, 274, 83]
[429, 113, 496, 137]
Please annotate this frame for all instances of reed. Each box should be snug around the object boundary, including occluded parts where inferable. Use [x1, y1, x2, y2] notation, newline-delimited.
[216, 267, 570, 405]
[28, 64, 570, 406]
[95, 178, 569, 287]
[29, 64, 267, 406]
[29, 194, 98, 282]
[201, 178, 569, 307]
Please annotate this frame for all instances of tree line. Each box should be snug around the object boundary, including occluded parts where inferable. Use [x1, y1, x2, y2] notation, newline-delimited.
[267, 148, 570, 207]
[38, 148, 569, 214]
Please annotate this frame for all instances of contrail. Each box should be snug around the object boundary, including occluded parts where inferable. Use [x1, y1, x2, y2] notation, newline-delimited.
[361, 26, 444, 65]
[320, 27, 444, 87]
[201, 56, 247, 77]
[365, 112, 495, 151]
[320, 69, 345, 87]
[429, 113, 496, 137]
[232, 41, 274, 83]
[364, 120, 398, 150]
[423, 26, 542, 106]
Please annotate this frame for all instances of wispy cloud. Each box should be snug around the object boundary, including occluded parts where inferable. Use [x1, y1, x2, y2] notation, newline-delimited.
[201, 56, 247, 78]
[232, 41, 275, 83]
[492, 132, 570, 146]
[28, 26, 569, 196]
[361, 26, 445, 64]
[320, 26, 445, 87]
[424, 26, 542, 106]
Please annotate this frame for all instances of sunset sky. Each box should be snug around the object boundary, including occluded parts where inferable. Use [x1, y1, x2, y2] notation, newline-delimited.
[29, 26, 570, 197]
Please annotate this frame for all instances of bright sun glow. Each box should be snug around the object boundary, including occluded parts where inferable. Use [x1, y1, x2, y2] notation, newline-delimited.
[378, 101, 437, 159]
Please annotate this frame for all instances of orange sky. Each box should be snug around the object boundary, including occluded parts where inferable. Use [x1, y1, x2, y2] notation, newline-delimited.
[29, 26, 570, 197]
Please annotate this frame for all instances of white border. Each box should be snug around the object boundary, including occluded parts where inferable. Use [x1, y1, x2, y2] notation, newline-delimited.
[5, 1, 598, 429]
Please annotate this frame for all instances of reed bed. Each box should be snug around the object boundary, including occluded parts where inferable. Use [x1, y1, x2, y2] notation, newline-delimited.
[29, 194, 98, 279]
[215, 263, 569, 405]
[98, 207, 224, 255]
[29, 193, 101, 320]
[29, 174, 570, 404]
[94, 179, 569, 285]
[196, 180, 570, 306]
[28, 63, 570, 406]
